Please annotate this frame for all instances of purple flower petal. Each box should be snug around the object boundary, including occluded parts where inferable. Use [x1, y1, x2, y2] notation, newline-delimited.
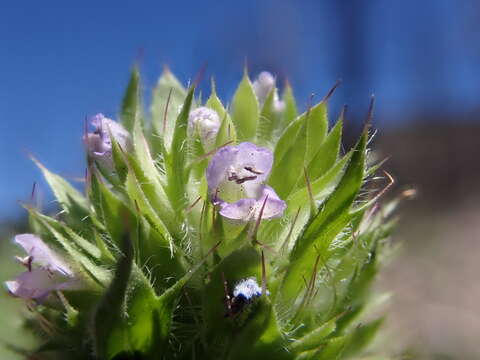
[255, 185, 287, 219]
[235, 142, 273, 182]
[14, 234, 72, 276]
[5, 269, 55, 300]
[84, 133, 108, 155]
[7, 234, 82, 301]
[206, 142, 273, 192]
[219, 198, 257, 221]
[91, 114, 130, 150]
[84, 114, 131, 169]
[206, 145, 239, 191]
[5, 269, 79, 301]
[218, 185, 286, 221]
[206, 142, 286, 221]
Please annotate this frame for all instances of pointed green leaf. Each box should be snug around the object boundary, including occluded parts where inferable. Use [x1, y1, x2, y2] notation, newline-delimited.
[121, 67, 141, 133]
[122, 270, 162, 357]
[305, 102, 328, 164]
[307, 117, 343, 181]
[136, 216, 184, 291]
[274, 118, 302, 166]
[289, 317, 337, 353]
[300, 130, 367, 247]
[215, 111, 237, 148]
[281, 131, 367, 307]
[287, 151, 352, 215]
[54, 221, 102, 261]
[125, 170, 173, 247]
[274, 102, 318, 170]
[124, 150, 176, 235]
[206, 81, 226, 119]
[283, 82, 297, 126]
[256, 89, 277, 146]
[269, 119, 307, 198]
[29, 209, 110, 286]
[32, 158, 91, 227]
[151, 68, 187, 151]
[206, 86, 237, 147]
[89, 170, 134, 249]
[95, 230, 173, 359]
[231, 71, 259, 141]
[25, 205, 103, 261]
[94, 232, 134, 359]
[107, 132, 129, 184]
[130, 127, 174, 224]
[165, 86, 195, 214]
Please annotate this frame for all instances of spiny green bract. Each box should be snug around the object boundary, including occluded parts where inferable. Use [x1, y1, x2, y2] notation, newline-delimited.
[11, 67, 398, 360]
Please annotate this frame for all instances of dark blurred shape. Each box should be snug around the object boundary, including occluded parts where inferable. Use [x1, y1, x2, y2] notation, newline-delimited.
[378, 120, 480, 204]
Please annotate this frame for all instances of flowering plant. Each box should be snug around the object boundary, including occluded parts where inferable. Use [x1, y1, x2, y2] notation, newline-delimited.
[5, 67, 399, 359]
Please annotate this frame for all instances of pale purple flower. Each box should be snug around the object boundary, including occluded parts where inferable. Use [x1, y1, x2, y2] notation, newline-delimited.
[206, 142, 286, 221]
[5, 234, 79, 301]
[252, 71, 285, 113]
[188, 107, 220, 150]
[84, 113, 131, 169]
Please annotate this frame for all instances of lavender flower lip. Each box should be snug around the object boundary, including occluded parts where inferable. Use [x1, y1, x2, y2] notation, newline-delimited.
[206, 142, 286, 221]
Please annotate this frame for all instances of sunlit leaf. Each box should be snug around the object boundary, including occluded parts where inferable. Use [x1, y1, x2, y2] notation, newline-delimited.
[231, 71, 259, 141]
[151, 68, 187, 152]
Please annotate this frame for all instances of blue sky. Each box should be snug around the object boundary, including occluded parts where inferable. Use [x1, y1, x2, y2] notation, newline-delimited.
[1, 0, 479, 220]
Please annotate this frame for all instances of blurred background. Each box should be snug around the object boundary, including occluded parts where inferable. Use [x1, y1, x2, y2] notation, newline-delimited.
[1, 0, 479, 359]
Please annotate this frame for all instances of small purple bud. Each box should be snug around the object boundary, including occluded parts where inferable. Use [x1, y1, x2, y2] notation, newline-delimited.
[84, 113, 131, 170]
[253, 71, 285, 113]
[188, 107, 220, 150]
[253, 72, 276, 104]
[206, 142, 286, 221]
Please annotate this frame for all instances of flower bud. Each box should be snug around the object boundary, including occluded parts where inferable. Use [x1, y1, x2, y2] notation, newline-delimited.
[252, 71, 285, 112]
[84, 113, 131, 170]
[188, 107, 220, 151]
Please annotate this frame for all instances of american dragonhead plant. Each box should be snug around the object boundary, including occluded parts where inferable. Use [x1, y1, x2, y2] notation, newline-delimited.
[5, 68, 400, 359]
